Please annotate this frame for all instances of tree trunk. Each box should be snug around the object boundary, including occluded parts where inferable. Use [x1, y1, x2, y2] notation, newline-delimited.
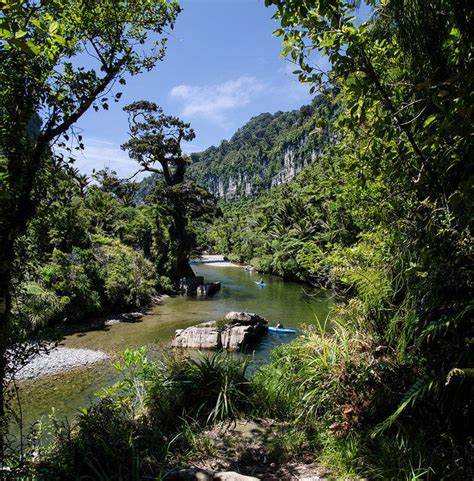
[0, 145, 45, 455]
[170, 206, 194, 280]
[0, 239, 14, 464]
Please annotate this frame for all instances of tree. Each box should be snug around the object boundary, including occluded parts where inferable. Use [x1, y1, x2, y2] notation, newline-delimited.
[0, 0, 181, 444]
[121, 101, 215, 280]
[92, 168, 139, 207]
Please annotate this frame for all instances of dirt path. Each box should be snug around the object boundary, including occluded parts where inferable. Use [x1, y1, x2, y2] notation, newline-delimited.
[174, 419, 334, 481]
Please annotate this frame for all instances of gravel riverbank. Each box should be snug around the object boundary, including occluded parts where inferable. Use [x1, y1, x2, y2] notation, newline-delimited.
[13, 296, 169, 382]
[16, 347, 109, 381]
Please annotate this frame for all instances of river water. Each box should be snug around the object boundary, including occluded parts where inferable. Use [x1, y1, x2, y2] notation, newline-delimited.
[17, 263, 331, 432]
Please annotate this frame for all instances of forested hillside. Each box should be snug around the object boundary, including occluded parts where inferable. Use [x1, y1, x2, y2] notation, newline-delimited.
[188, 95, 337, 198]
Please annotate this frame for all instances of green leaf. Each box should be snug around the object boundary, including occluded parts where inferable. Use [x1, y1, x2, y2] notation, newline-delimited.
[423, 114, 437, 127]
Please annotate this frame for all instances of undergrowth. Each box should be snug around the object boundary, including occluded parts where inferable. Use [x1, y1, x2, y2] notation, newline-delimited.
[5, 323, 472, 480]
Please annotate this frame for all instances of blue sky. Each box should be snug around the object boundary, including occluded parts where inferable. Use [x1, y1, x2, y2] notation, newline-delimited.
[73, 0, 329, 179]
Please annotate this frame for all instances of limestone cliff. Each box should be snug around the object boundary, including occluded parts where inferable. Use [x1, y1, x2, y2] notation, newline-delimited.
[187, 95, 337, 199]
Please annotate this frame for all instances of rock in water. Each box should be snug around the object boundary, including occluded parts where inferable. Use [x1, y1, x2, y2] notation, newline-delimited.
[224, 311, 267, 325]
[172, 322, 221, 350]
[172, 312, 268, 352]
[196, 281, 221, 297]
[179, 276, 204, 295]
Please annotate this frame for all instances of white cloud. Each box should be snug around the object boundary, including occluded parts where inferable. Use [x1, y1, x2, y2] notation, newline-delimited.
[169, 75, 266, 124]
[62, 137, 202, 180]
[63, 137, 147, 180]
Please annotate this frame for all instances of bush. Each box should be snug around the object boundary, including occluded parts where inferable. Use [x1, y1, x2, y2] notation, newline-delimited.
[39, 248, 102, 322]
[149, 351, 253, 424]
[102, 241, 155, 308]
[12, 281, 69, 331]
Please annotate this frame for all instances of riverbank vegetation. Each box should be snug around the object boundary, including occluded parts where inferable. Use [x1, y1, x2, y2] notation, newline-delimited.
[1, 0, 472, 479]
[0, 0, 215, 464]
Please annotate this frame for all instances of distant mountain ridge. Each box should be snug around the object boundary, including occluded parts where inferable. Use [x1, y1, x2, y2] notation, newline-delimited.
[187, 94, 337, 199]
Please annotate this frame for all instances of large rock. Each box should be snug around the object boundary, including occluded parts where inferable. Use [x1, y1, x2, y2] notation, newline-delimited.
[172, 323, 221, 350]
[224, 312, 267, 325]
[172, 312, 268, 352]
[221, 324, 266, 351]
[196, 282, 221, 297]
[179, 276, 204, 295]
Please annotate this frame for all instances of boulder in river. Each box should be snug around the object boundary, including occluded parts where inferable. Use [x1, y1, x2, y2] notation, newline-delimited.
[179, 276, 204, 295]
[173, 322, 221, 350]
[171, 312, 268, 352]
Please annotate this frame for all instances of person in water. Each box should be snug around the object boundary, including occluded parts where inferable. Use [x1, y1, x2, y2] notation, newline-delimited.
[276, 321, 284, 329]
[259, 278, 263, 284]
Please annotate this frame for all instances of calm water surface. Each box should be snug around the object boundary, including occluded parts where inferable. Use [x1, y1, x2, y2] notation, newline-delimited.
[18, 264, 331, 430]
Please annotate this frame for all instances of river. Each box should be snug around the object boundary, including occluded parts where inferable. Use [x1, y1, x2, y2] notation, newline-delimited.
[16, 263, 331, 434]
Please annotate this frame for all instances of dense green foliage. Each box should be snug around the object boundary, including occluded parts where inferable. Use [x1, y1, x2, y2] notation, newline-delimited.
[207, 145, 360, 283]
[0, 0, 182, 438]
[10, 164, 210, 333]
[1, 0, 472, 478]
[122, 101, 216, 278]
[188, 95, 337, 198]
[197, 0, 474, 476]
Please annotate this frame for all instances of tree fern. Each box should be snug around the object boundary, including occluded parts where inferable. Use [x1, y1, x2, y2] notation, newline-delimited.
[13, 281, 68, 330]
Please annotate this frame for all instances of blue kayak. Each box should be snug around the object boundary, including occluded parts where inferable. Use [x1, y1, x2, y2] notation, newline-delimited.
[255, 281, 267, 287]
[268, 326, 297, 334]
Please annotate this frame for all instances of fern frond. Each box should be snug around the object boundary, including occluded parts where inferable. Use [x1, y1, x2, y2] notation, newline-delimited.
[446, 368, 474, 385]
[335, 266, 392, 310]
[371, 375, 436, 438]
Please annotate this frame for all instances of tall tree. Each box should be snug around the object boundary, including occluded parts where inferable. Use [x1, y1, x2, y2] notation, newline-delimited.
[0, 0, 181, 443]
[121, 101, 214, 280]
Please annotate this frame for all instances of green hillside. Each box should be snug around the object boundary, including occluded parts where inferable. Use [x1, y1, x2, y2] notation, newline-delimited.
[188, 94, 337, 198]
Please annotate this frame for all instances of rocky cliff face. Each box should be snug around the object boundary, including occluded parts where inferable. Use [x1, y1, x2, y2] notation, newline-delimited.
[187, 95, 337, 200]
[199, 145, 317, 200]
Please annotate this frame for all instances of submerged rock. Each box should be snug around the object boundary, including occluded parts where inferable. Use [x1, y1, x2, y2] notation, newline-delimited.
[171, 312, 268, 352]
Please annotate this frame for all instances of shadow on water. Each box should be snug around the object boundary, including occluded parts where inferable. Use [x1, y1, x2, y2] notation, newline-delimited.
[17, 263, 331, 431]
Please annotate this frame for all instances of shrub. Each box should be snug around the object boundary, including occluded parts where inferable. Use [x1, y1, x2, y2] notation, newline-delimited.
[102, 241, 155, 308]
[39, 248, 102, 322]
[151, 351, 253, 424]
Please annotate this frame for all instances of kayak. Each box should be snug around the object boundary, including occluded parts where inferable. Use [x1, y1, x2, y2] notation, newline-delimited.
[254, 281, 267, 286]
[268, 326, 297, 334]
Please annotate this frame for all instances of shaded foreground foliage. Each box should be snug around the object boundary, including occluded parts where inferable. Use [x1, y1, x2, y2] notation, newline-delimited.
[5, 342, 471, 480]
[0, 0, 182, 448]
[4, 350, 252, 480]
